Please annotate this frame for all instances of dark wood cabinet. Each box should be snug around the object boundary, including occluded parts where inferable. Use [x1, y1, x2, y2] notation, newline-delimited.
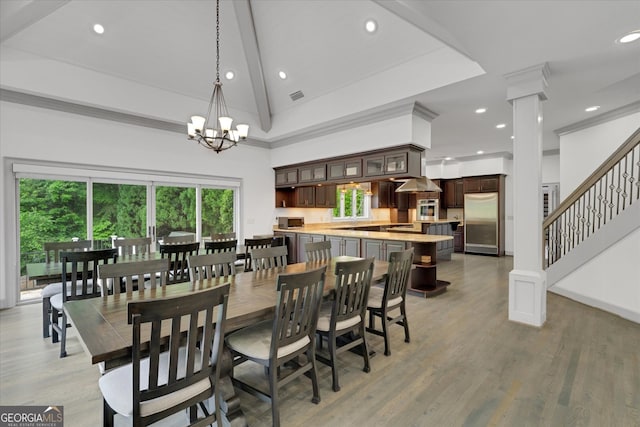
[327, 159, 362, 180]
[299, 164, 326, 183]
[314, 184, 337, 208]
[275, 188, 294, 208]
[463, 176, 499, 193]
[364, 150, 418, 178]
[444, 179, 464, 208]
[295, 187, 315, 207]
[371, 181, 399, 208]
[275, 168, 298, 187]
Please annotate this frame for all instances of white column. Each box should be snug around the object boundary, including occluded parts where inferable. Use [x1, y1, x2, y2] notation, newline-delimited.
[505, 64, 549, 327]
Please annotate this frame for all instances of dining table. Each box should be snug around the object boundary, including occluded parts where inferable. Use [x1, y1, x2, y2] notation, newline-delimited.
[63, 256, 388, 425]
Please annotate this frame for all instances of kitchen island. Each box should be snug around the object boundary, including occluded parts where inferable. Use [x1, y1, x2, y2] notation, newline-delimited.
[274, 225, 453, 297]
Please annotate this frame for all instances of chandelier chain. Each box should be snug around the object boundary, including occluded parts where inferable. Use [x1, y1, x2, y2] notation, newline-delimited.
[216, 0, 220, 82]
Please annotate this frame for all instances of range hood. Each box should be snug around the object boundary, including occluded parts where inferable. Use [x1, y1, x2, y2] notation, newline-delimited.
[395, 176, 442, 193]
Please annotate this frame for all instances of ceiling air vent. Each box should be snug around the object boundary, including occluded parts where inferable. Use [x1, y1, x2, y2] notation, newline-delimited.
[289, 90, 304, 101]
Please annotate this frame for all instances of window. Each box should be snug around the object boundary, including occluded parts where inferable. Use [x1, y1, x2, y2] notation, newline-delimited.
[93, 182, 147, 247]
[332, 184, 370, 220]
[16, 164, 240, 302]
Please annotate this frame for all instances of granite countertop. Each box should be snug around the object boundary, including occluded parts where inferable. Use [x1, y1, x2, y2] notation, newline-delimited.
[273, 226, 452, 243]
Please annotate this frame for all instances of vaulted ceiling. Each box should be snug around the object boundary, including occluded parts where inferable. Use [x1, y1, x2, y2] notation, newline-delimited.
[1, 0, 639, 161]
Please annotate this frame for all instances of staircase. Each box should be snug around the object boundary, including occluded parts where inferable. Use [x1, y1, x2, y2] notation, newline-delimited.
[543, 127, 640, 322]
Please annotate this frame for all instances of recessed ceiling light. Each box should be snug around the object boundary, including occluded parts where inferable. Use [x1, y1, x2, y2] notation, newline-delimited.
[225, 70, 235, 80]
[365, 19, 377, 33]
[477, 150, 484, 155]
[278, 70, 287, 80]
[618, 30, 640, 44]
[475, 107, 487, 114]
[496, 123, 506, 129]
[93, 24, 105, 35]
[585, 105, 600, 112]
[510, 135, 515, 140]
[444, 157, 453, 161]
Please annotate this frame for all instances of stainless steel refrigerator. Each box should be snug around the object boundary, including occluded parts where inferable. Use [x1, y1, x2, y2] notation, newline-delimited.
[464, 193, 499, 255]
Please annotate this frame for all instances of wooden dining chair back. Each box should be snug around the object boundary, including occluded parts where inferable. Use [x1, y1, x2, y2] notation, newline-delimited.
[187, 252, 236, 281]
[113, 237, 152, 259]
[44, 240, 92, 263]
[225, 267, 327, 427]
[211, 232, 236, 241]
[250, 245, 288, 271]
[159, 242, 200, 284]
[98, 258, 170, 296]
[367, 247, 414, 356]
[99, 283, 230, 427]
[316, 257, 375, 392]
[50, 248, 118, 357]
[243, 237, 273, 271]
[41, 239, 92, 338]
[162, 233, 196, 244]
[304, 240, 332, 262]
[204, 239, 237, 254]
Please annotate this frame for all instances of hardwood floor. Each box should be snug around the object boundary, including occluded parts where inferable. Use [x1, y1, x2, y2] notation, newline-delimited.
[1, 254, 638, 427]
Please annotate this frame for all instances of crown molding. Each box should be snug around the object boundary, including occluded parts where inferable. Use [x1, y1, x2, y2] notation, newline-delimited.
[554, 100, 640, 136]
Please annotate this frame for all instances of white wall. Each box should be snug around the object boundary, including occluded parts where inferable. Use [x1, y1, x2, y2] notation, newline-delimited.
[559, 112, 640, 199]
[270, 113, 430, 167]
[0, 101, 274, 308]
[542, 153, 560, 184]
[551, 228, 640, 323]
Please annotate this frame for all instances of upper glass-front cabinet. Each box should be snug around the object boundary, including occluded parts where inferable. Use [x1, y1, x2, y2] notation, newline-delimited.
[299, 164, 326, 183]
[327, 159, 362, 180]
[364, 152, 407, 177]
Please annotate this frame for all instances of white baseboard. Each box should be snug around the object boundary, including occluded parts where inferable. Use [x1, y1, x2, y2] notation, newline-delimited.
[548, 287, 640, 324]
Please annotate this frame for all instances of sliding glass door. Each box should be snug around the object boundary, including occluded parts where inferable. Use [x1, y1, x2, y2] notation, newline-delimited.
[17, 173, 239, 302]
[93, 182, 147, 248]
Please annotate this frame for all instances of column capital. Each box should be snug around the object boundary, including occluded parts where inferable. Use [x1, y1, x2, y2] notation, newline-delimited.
[504, 63, 550, 103]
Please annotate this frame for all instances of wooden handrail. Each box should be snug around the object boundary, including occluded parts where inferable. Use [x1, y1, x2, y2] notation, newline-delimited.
[543, 127, 640, 229]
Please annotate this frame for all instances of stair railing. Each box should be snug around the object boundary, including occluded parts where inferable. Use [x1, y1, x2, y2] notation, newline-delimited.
[543, 127, 640, 268]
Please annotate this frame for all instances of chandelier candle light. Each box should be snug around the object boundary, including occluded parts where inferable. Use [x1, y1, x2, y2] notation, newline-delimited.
[188, 0, 248, 152]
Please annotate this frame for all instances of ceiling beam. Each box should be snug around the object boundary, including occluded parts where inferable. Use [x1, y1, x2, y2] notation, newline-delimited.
[233, 0, 272, 132]
[1, 0, 70, 43]
[372, 0, 472, 60]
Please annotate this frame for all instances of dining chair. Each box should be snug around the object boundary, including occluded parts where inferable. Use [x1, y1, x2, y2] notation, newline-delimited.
[41, 240, 92, 338]
[113, 237, 152, 259]
[243, 237, 273, 272]
[50, 248, 118, 358]
[187, 252, 236, 281]
[162, 233, 196, 244]
[315, 257, 375, 392]
[304, 240, 332, 262]
[159, 242, 200, 284]
[249, 246, 288, 271]
[226, 266, 326, 427]
[367, 247, 414, 356]
[211, 232, 236, 241]
[204, 239, 237, 254]
[99, 283, 230, 427]
[98, 258, 170, 296]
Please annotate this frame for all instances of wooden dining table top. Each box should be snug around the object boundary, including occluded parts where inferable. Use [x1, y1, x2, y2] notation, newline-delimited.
[64, 256, 388, 367]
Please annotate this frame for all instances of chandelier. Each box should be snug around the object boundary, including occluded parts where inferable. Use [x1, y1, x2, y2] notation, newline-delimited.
[187, 0, 248, 153]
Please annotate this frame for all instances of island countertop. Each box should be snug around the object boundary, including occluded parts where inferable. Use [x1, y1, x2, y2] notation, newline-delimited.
[273, 227, 452, 243]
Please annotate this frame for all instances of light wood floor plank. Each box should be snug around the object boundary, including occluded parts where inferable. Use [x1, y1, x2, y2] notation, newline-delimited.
[1, 254, 638, 427]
